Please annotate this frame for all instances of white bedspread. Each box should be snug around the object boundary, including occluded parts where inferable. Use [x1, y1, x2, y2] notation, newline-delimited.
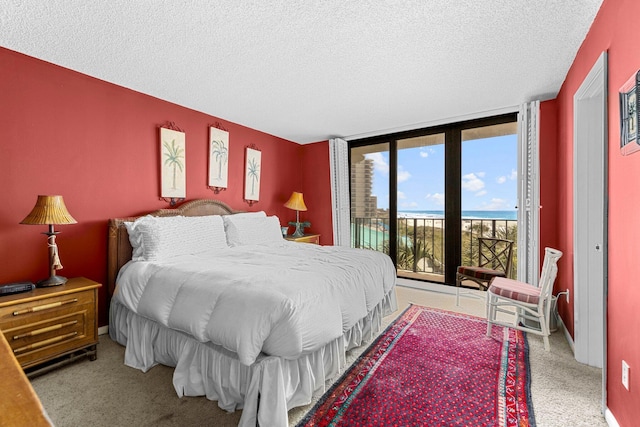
[113, 241, 396, 366]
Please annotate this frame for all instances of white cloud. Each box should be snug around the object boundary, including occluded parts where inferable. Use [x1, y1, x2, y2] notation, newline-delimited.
[483, 198, 510, 210]
[426, 192, 445, 206]
[475, 190, 487, 197]
[401, 201, 419, 208]
[372, 193, 390, 201]
[397, 166, 411, 183]
[462, 173, 485, 192]
[419, 148, 436, 158]
[365, 152, 389, 174]
[496, 176, 506, 184]
[510, 169, 517, 180]
[397, 191, 406, 199]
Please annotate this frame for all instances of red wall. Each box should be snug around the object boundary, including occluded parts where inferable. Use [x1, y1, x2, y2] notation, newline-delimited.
[0, 47, 334, 326]
[549, 0, 640, 424]
[300, 141, 334, 245]
[538, 100, 571, 328]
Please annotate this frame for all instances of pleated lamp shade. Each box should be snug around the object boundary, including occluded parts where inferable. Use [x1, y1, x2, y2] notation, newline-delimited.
[21, 195, 77, 225]
[284, 192, 307, 212]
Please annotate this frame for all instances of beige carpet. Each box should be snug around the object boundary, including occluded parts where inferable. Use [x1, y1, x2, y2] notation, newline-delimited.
[31, 284, 606, 427]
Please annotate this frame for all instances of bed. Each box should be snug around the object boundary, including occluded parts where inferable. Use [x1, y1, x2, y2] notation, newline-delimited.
[107, 199, 397, 427]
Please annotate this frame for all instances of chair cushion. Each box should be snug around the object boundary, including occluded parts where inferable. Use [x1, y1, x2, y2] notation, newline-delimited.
[457, 266, 506, 281]
[489, 277, 541, 304]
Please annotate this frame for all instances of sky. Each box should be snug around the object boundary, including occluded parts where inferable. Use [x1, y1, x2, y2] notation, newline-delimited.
[365, 134, 518, 211]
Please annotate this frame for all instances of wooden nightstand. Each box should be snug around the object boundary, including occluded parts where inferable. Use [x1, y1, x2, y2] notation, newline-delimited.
[285, 233, 320, 244]
[0, 277, 101, 377]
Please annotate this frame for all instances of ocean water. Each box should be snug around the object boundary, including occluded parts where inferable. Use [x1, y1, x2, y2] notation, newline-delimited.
[398, 210, 517, 220]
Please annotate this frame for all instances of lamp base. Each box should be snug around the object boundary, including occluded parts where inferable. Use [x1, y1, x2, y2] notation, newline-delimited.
[288, 220, 311, 237]
[292, 223, 304, 237]
[37, 275, 67, 287]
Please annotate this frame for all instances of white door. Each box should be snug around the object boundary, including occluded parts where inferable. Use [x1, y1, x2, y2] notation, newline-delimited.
[573, 51, 607, 370]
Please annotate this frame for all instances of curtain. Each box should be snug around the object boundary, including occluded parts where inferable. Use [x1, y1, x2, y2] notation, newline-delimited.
[517, 101, 540, 285]
[329, 138, 351, 246]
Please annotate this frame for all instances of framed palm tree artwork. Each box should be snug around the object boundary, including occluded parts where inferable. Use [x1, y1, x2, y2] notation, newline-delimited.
[160, 126, 186, 202]
[244, 145, 261, 205]
[620, 70, 640, 155]
[208, 126, 229, 193]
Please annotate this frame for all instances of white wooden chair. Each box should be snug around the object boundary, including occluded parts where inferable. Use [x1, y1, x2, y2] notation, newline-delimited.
[486, 247, 563, 351]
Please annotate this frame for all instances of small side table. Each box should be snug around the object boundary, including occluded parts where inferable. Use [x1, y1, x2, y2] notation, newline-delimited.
[285, 234, 320, 245]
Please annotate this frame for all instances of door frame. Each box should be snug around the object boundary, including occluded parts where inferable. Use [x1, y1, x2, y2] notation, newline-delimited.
[573, 50, 607, 407]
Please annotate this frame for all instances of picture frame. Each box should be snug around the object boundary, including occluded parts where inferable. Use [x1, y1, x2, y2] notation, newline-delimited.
[208, 126, 229, 193]
[244, 145, 261, 205]
[160, 126, 186, 203]
[619, 70, 640, 155]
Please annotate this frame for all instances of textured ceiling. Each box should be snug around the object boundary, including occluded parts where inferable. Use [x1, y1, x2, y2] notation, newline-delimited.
[1, 0, 603, 144]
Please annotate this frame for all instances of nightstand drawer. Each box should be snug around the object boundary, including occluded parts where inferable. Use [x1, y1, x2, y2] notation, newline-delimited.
[0, 289, 94, 326]
[4, 308, 93, 366]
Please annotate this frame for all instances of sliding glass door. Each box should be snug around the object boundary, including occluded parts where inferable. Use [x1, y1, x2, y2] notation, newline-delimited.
[350, 142, 394, 261]
[395, 133, 445, 281]
[350, 114, 517, 286]
[461, 123, 519, 279]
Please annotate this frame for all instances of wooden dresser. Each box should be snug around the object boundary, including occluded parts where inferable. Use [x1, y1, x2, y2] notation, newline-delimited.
[285, 233, 321, 244]
[0, 277, 101, 377]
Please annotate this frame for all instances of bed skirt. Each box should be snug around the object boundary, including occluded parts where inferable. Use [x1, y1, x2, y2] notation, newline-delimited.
[109, 289, 397, 427]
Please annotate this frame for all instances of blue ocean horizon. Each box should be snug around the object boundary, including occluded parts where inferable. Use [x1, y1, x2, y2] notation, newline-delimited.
[398, 210, 517, 220]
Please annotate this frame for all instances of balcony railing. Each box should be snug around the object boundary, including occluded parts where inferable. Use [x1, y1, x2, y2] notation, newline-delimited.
[352, 216, 518, 281]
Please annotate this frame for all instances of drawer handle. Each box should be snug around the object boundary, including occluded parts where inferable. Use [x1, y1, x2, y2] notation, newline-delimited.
[13, 298, 78, 316]
[13, 332, 78, 354]
[13, 320, 78, 340]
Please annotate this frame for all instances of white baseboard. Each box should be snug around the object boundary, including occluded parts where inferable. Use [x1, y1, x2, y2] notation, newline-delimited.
[396, 278, 457, 295]
[556, 312, 575, 354]
[605, 408, 620, 427]
[98, 325, 109, 336]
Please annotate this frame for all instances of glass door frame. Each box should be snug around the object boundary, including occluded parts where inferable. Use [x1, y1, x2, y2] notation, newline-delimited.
[349, 113, 517, 285]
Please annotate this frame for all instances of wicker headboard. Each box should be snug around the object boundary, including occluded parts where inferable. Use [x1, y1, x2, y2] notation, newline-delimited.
[107, 199, 237, 298]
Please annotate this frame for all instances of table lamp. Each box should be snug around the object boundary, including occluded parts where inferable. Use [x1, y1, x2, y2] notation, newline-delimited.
[284, 191, 309, 237]
[21, 195, 77, 287]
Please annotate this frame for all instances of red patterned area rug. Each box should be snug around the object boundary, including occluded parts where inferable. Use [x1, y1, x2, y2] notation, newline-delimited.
[296, 304, 534, 427]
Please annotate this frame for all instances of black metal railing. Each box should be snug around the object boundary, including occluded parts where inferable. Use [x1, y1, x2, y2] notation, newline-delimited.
[352, 216, 518, 280]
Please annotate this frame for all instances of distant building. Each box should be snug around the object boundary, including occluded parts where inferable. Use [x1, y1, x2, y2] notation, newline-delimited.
[350, 158, 378, 218]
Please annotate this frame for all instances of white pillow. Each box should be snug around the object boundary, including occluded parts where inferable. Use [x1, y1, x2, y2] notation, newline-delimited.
[124, 220, 144, 261]
[224, 215, 284, 247]
[126, 215, 227, 261]
[224, 211, 267, 218]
